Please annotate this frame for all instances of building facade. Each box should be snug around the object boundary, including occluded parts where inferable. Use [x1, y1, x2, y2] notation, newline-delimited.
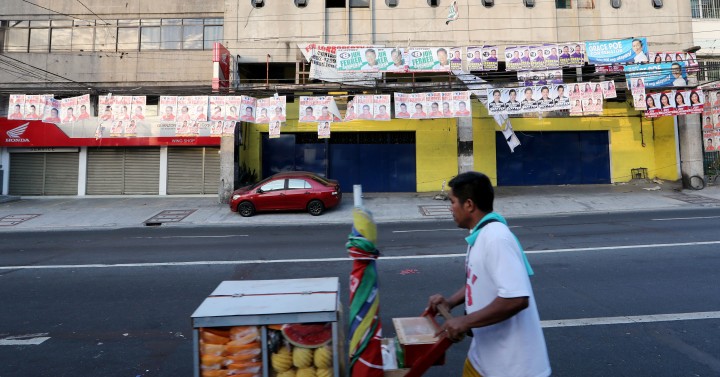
[0, 0, 696, 195]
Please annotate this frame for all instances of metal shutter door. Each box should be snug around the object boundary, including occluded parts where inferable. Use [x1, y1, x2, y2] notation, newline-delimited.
[167, 148, 204, 194]
[124, 148, 160, 194]
[203, 147, 220, 195]
[86, 148, 124, 195]
[44, 153, 79, 195]
[9, 153, 44, 196]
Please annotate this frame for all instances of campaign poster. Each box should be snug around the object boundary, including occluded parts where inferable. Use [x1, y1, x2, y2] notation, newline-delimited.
[43, 96, 61, 124]
[702, 106, 714, 130]
[187, 96, 208, 122]
[301, 43, 381, 86]
[175, 117, 192, 137]
[686, 52, 699, 74]
[385, 48, 408, 72]
[449, 47, 463, 71]
[209, 120, 223, 137]
[543, 44, 559, 69]
[487, 88, 505, 115]
[529, 45, 546, 71]
[224, 96, 242, 122]
[336, 47, 383, 71]
[175, 96, 193, 123]
[98, 95, 113, 122]
[257, 96, 286, 124]
[595, 64, 625, 74]
[60, 97, 78, 124]
[568, 82, 583, 101]
[131, 96, 147, 121]
[353, 95, 374, 120]
[110, 119, 125, 137]
[644, 92, 662, 116]
[601, 81, 617, 99]
[467, 46, 484, 71]
[112, 96, 132, 121]
[569, 97, 584, 116]
[688, 89, 704, 113]
[518, 86, 537, 113]
[160, 96, 178, 122]
[394, 93, 410, 118]
[586, 38, 648, 65]
[553, 84, 571, 110]
[197, 121, 212, 137]
[373, 95, 391, 120]
[589, 97, 604, 116]
[504, 46, 523, 71]
[625, 61, 688, 89]
[23, 95, 44, 120]
[453, 91, 472, 117]
[344, 100, 355, 122]
[269, 121, 281, 139]
[318, 121, 331, 139]
[407, 47, 451, 72]
[504, 88, 522, 114]
[441, 92, 454, 117]
[8, 94, 25, 120]
[426, 92, 444, 118]
[673, 90, 691, 115]
[546, 69, 563, 84]
[589, 82, 604, 98]
[558, 42, 584, 67]
[239, 96, 257, 122]
[299, 96, 336, 122]
[75, 94, 91, 121]
[125, 119, 138, 137]
[208, 96, 226, 121]
[187, 119, 199, 136]
[222, 121, 236, 135]
[482, 46, 499, 71]
[704, 131, 716, 152]
[404, 93, 427, 119]
[520, 46, 532, 71]
[656, 90, 677, 117]
[536, 85, 555, 112]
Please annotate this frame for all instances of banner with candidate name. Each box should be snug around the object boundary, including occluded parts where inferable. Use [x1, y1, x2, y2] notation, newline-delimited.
[392, 91, 471, 119]
[256, 96, 286, 123]
[336, 47, 402, 72]
[43, 96, 61, 124]
[352, 95, 374, 120]
[543, 43, 560, 69]
[131, 96, 147, 121]
[487, 85, 572, 115]
[624, 61, 688, 89]
[518, 69, 563, 86]
[23, 95, 44, 120]
[586, 38, 648, 65]
[7, 94, 25, 120]
[703, 130, 719, 152]
[449, 47, 463, 71]
[372, 95, 391, 120]
[467, 46, 484, 71]
[407, 47, 451, 72]
[299, 96, 341, 122]
[645, 89, 704, 118]
[481, 46, 499, 71]
[300, 43, 381, 86]
[558, 42, 585, 67]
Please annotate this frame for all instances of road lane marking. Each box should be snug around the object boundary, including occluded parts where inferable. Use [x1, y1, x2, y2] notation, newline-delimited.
[652, 216, 720, 221]
[0, 333, 50, 346]
[130, 235, 248, 239]
[541, 311, 720, 328]
[2, 240, 720, 270]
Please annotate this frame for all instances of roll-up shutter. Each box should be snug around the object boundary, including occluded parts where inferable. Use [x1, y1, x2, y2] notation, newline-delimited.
[86, 148, 160, 195]
[9, 153, 44, 195]
[167, 147, 220, 195]
[9, 152, 79, 196]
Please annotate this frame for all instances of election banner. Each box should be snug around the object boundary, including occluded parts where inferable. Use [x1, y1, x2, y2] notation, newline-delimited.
[110, 119, 125, 137]
[76, 94, 91, 121]
[98, 95, 113, 122]
[269, 121, 281, 139]
[529, 45, 546, 70]
[112, 96, 132, 121]
[8, 94, 25, 120]
[482, 46, 499, 71]
[586, 37, 648, 65]
[407, 47, 451, 72]
[239, 96, 256, 122]
[257, 96, 286, 124]
[519, 86, 538, 113]
[426, 92, 444, 118]
[188, 96, 208, 122]
[504, 46, 523, 71]
[353, 95, 374, 120]
[704, 131, 716, 152]
[299, 96, 340, 122]
[221, 96, 239, 121]
[503, 88, 522, 114]
[520, 46, 532, 70]
[453, 91, 472, 117]
[543, 43, 560, 69]
[337, 47, 396, 71]
[125, 119, 138, 137]
[518, 69, 563, 85]
[373, 95, 391, 120]
[23, 95, 44, 120]
[487, 85, 571, 115]
[554, 84, 572, 110]
[209, 121, 223, 137]
[625, 61, 688, 89]
[407, 93, 428, 119]
[394, 93, 410, 118]
[558, 42, 584, 67]
[595, 64, 625, 74]
[601, 81, 617, 99]
[345, 100, 356, 121]
[176, 96, 193, 123]
[131, 96, 147, 121]
[449, 47, 463, 71]
[299, 43, 381, 86]
[43, 96, 61, 124]
[222, 121, 236, 135]
[441, 92, 455, 117]
[318, 121, 331, 139]
[196, 122, 211, 137]
[160, 96, 178, 122]
[468, 46, 484, 71]
[208, 96, 225, 121]
[60, 97, 78, 124]
[569, 97, 583, 116]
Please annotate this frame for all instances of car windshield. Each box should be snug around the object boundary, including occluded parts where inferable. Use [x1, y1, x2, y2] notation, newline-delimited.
[311, 175, 332, 185]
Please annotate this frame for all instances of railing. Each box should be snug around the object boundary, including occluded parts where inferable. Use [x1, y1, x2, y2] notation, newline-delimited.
[692, 0, 720, 19]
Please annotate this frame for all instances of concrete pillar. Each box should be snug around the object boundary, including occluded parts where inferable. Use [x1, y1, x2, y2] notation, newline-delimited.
[219, 134, 235, 203]
[159, 146, 168, 195]
[0, 147, 9, 195]
[457, 117, 474, 174]
[77, 147, 87, 196]
[677, 114, 704, 187]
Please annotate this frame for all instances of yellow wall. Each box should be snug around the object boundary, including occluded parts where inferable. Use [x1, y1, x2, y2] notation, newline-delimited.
[472, 101, 679, 185]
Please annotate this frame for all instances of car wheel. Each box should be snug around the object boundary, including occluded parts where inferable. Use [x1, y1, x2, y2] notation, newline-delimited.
[238, 202, 255, 217]
[307, 199, 325, 216]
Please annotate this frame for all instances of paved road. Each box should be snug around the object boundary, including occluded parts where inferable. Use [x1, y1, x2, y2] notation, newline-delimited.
[1, 208, 719, 376]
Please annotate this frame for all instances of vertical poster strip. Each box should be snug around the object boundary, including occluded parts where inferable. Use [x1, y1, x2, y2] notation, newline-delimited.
[209, 96, 226, 121]
[482, 45, 499, 71]
[160, 96, 178, 122]
[394, 93, 410, 119]
[373, 95, 391, 120]
[132, 96, 147, 121]
[318, 121, 331, 139]
[8, 94, 25, 120]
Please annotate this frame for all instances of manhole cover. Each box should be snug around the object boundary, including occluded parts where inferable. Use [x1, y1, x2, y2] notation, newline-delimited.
[0, 214, 40, 227]
[665, 193, 720, 207]
[418, 205, 451, 217]
[144, 209, 197, 225]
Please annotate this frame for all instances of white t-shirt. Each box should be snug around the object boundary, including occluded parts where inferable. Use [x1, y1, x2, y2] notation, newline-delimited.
[465, 222, 551, 377]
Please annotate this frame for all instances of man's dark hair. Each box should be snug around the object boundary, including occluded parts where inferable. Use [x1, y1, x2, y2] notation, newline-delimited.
[448, 172, 493, 213]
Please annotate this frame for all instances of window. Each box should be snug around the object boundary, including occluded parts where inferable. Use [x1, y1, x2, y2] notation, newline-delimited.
[50, 28, 72, 51]
[260, 180, 285, 192]
[295, 0, 309, 7]
[327, 0, 345, 6]
[203, 25, 223, 50]
[73, 20, 94, 51]
[482, 0, 494, 7]
[117, 27, 139, 50]
[611, 0, 621, 8]
[651, 0, 662, 8]
[351, 0, 370, 7]
[288, 179, 311, 189]
[386, 0, 398, 6]
[29, 21, 49, 52]
[182, 19, 204, 50]
[161, 19, 182, 49]
[6, 21, 30, 52]
[140, 26, 160, 50]
[692, 0, 720, 18]
[427, 0, 439, 7]
[555, 0, 571, 8]
[94, 20, 116, 52]
[524, 0, 536, 8]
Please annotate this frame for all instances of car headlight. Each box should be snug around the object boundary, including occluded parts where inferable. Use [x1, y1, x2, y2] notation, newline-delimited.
[232, 195, 241, 201]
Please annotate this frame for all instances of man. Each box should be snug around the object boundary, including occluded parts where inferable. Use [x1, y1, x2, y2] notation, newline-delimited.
[706, 138, 716, 152]
[570, 44, 583, 59]
[361, 49, 378, 70]
[547, 47, 559, 61]
[428, 172, 551, 377]
[488, 90, 504, 113]
[505, 89, 520, 110]
[24, 105, 40, 120]
[559, 45, 571, 59]
[471, 50, 483, 64]
[63, 107, 77, 123]
[396, 103, 410, 118]
[44, 107, 61, 123]
[126, 119, 137, 134]
[538, 86, 552, 108]
[455, 101, 471, 116]
[193, 106, 206, 121]
[359, 105, 373, 120]
[486, 49, 498, 62]
[451, 50, 463, 63]
[387, 49, 406, 72]
[9, 104, 23, 120]
[375, 105, 390, 120]
[429, 102, 443, 118]
[300, 106, 317, 122]
[509, 50, 521, 64]
[177, 106, 192, 122]
[521, 87, 536, 109]
[164, 106, 178, 121]
[271, 106, 286, 122]
[671, 63, 687, 86]
[240, 106, 255, 122]
[317, 106, 333, 121]
[632, 39, 648, 63]
[100, 106, 113, 121]
[256, 108, 270, 123]
[534, 49, 545, 63]
[436, 48, 450, 69]
[117, 105, 131, 121]
[703, 116, 713, 130]
[521, 49, 531, 63]
[78, 104, 91, 120]
[226, 106, 239, 121]
[442, 102, 453, 117]
[411, 103, 427, 118]
[554, 85, 568, 106]
[133, 105, 146, 121]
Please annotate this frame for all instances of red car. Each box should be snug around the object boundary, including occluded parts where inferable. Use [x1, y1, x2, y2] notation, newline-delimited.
[230, 171, 342, 217]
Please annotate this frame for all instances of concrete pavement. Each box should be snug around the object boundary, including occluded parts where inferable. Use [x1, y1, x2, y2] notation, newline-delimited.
[1, 179, 720, 232]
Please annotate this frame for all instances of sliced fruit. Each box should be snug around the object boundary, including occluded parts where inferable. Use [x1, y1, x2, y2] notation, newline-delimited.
[282, 323, 332, 349]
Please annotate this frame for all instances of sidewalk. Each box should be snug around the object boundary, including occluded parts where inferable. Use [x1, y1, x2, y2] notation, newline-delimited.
[1, 180, 719, 232]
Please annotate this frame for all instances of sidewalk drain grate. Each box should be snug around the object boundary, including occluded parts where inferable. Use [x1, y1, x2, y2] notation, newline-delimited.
[665, 193, 720, 207]
[419, 205, 452, 217]
[144, 209, 197, 226]
[0, 214, 41, 227]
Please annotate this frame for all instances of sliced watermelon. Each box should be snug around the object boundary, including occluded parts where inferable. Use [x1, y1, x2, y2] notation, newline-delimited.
[281, 322, 332, 348]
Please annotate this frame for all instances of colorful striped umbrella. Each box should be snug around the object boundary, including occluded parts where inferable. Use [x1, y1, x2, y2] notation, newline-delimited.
[346, 208, 384, 377]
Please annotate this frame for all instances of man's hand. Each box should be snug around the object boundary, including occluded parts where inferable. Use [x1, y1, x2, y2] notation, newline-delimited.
[435, 316, 468, 343]
[426, 294, 451, 316]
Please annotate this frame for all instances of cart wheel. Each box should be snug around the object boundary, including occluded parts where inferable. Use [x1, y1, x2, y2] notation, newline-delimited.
[687, 175, 705, 190]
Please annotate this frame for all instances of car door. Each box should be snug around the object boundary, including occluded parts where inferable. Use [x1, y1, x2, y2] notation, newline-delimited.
[253, 179, 287, 211]
[285, 178, 313, 210]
